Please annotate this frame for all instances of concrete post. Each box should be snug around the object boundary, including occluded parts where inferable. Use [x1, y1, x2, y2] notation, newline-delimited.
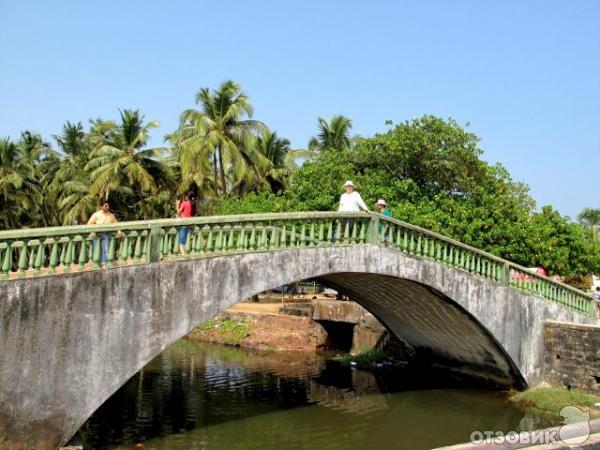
[145, 226, 162, 263]
[366, 215, 379, 244]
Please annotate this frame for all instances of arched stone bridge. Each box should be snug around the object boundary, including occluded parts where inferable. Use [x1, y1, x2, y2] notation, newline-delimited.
[0, 212, 596, 449]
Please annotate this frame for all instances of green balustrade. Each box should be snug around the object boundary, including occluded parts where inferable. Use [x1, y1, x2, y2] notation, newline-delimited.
[0, 211, 595, 317]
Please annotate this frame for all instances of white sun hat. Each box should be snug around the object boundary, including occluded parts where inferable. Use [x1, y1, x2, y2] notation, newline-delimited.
[376, 199, 386, 206]
[343, 180, 355, 188]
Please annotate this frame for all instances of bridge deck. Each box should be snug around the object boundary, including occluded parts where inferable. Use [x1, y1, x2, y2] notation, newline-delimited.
[0, 211, 595, 316]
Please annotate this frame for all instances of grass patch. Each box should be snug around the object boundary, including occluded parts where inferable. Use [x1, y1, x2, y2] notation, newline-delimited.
[333, 349, 389, 366]
[195, 319, 217, 331]
[217, 319, 251, 346]
[510, 387, 600, 420]
[194, 318, 251, 346]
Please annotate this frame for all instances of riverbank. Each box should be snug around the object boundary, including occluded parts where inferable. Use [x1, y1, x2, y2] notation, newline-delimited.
[187, 307, 328, 351]
[509, 386, 600, 422]
[186, 298, 394, 355]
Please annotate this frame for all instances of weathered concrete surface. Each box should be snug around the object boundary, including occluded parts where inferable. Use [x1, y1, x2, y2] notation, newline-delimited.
[312, 299, 388, 354]
[0, 245, 596, 449]
[544, 321, 600, 393]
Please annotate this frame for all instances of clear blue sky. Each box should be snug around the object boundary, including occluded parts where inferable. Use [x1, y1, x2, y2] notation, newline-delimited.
[1, 0, 598, 218]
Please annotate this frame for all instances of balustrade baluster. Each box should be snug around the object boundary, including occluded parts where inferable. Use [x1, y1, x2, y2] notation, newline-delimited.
[309, 223, 316, 246]
[206, 228, 214, 253]
[430, 239, 436, 258]
[290, 225, 297, 247]
[131, 233, 141, 260]
[359, 221, 367, 244]
[280, 225, 287, 248]
[168, 229, 178, 256]
[300, 224, 307, 247]
[351, 220, 357, 244]
[140, 231, 148, 260]
[119, 232, 129, 262]
[48, 238, 59, 273]
[268, 227, 278, 249]
[249, 226, 257, 251]
[59, 241, 67, 269]
[326, 222, 333, 243]
[237, 227, 246, 251]
[17, 241, 29, 276]
[257, 226, 266, 250]
[334, 222, 341, 245]
[91, 235, 101, 269]
[343, 222, 350, 244]
[1, 242, 12, 278]
[215, 227, 223, 253]
[28, 241, 36, 269]
[318, 222, 325, 245]
[161, 229, 170, 257]
[226, 226, 235, 252]
[33, 240, 44, 273]
[75, 236, 86, 270]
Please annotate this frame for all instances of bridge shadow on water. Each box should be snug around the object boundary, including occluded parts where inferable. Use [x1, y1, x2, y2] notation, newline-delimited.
[70, 340, 554, 450]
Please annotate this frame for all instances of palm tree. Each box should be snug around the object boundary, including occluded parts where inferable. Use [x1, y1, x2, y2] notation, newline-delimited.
[243, 129, 291, 194]
[168, 80, 264, 196]
[578, 208, 600, 243]
[308, 115, 353, 152]
[86, 110, 173, 219]
[53, 121, 88, 157]
[50, 122, 97, 224]
[18, 131, 61, 226]
[0, 138, 39, 229]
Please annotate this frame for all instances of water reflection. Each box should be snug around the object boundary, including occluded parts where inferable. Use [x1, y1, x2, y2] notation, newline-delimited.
[74, 341, 553, 450]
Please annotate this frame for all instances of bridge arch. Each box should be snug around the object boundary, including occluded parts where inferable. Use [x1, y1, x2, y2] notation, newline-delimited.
[0, 245, 594, 449]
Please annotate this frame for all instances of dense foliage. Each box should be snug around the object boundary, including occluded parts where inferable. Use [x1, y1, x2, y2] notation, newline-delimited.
[218, 116, 600, 277]
[1, 82, 598, 277]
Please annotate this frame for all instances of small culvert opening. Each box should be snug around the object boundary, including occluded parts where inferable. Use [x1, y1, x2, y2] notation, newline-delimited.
[317, 320, 355, 352]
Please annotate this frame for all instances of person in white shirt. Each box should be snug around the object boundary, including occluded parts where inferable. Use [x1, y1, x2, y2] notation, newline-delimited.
[334, 181, 369, 243]
[338, 180, 369, 212]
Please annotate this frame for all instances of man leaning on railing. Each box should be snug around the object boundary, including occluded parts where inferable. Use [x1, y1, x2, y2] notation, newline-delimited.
[87, 200, 122, 269]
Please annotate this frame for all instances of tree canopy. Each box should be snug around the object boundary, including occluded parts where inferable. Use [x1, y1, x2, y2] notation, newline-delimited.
[0, 82, 598, 278]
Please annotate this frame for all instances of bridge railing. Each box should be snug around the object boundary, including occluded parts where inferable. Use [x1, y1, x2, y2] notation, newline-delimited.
[0, 211, 595, 316]
[376, 214, 596, 316]
[0, 211, 370, 277]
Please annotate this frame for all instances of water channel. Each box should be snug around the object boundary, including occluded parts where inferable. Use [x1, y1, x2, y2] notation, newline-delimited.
[72, 340, 556, 450]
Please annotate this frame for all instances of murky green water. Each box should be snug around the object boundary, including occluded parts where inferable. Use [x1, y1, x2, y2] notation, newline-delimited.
[73, 341, 553, 450]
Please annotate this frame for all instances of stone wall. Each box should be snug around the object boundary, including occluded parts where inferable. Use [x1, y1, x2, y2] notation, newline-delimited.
[312, 299, 387, 354]
[544, 321, 600, 393]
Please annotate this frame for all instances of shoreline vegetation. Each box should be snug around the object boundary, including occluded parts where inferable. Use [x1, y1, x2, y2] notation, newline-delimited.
[1, 79, 598, 283]
[509, 387, 600, 422]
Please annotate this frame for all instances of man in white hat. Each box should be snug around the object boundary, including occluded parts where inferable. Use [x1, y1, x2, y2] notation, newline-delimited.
[376, 199, 393, 244]
[338, 180, 369, 212]
[334, 181, 369, 243]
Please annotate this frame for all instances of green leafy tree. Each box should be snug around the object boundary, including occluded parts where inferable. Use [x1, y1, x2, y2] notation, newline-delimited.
[218, 115, 599, 275]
